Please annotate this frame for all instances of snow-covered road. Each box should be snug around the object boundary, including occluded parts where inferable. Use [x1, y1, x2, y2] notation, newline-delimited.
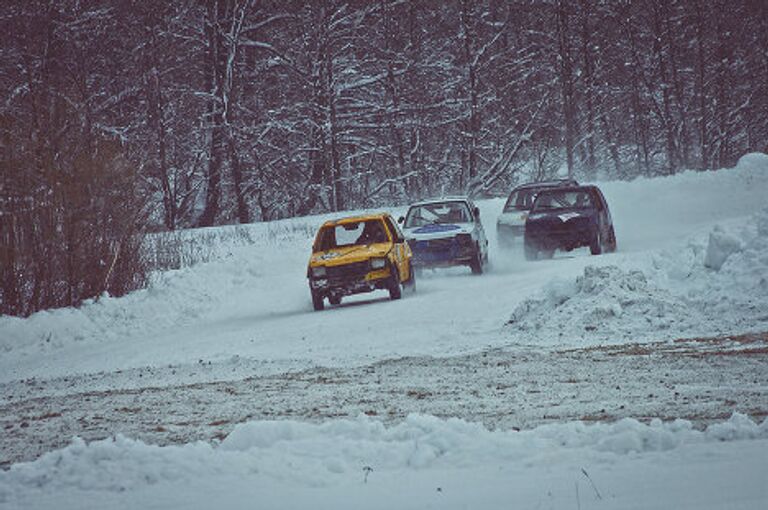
[3, 154, 768, 386]
[1, 153, 768, 509]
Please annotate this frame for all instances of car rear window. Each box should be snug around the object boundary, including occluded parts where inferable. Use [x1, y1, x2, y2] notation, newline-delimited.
[532, 190, 594, 211]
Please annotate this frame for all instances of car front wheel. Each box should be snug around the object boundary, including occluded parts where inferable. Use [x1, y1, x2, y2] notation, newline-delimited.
[470, 247, 484, 275]
[311, 291, 324, 311]
[608, 226, 617, 252]
[388, 267, 402, 300]
[589, 229, 603, 255]
[402, 263, 417, 294]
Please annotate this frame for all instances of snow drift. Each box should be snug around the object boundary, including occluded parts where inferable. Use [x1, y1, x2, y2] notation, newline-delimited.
[2, 413, 766, 496]
[506, 206, 768, 344]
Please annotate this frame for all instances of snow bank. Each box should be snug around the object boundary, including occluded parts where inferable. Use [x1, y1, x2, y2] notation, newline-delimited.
[734, 151, 768, 172]
[0, 252, 266, 353]
[704, 225, 744, 270]
[507, 207, 768, 344]
[598, 152, 768, 253]
[1, 413, 766, 498]
[507, 265, 700, 343]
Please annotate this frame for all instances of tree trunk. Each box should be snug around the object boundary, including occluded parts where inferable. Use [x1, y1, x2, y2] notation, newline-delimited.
[198, 0, 224, 227]
[651, 0, 677, 174]
[694, 0, 709, 169]
[461, 0, 479, 183]
[662, 0, 691, 169]
[325, 28, 343, 212]
[557, 0, 576, 180]
[579, 0, 597, 178]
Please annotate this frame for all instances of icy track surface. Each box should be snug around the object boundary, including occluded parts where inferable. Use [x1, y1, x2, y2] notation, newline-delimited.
[1, 153, 768, 509]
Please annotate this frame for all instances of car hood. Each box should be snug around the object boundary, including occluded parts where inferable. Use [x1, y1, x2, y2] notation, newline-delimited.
[310, 243, 390, 266]
[404, 222, 474, 240]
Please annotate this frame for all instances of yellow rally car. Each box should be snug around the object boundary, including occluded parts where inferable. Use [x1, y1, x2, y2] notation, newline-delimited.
[307, 213, 415, 310]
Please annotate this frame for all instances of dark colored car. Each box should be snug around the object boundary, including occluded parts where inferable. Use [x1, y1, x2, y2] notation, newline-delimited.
[399, 197, 489, 274]
[496, 179, 578, 247]
[523, 185, 616, 260]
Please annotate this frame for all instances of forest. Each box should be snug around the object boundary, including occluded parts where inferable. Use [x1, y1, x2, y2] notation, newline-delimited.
[1, 0, 767, 316]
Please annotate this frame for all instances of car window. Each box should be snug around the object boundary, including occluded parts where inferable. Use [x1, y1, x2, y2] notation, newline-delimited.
[404, 202, 471, 227]
[383, 216, 403, 242]
[532, 190, 593, 211]
[503, 190, 536, 212]
[318, 219, 388, 250]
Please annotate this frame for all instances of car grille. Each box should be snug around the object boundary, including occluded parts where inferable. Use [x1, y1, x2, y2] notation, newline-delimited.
[326, 261, 370, 279]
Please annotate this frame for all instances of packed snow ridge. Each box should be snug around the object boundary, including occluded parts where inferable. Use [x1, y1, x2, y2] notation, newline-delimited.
[1, 413, 766, 496]
[507, 205, 768, 345]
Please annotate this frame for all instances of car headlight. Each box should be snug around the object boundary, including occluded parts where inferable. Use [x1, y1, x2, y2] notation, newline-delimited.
[370, 257, 387, 269]
[312, 266, 326, 277]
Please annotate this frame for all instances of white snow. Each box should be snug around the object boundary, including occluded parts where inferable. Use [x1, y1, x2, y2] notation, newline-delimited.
[1, 153, 768, 508]
[704, 225, 744, 270]
[2, 413, 767, 510]
[506, 207, 768, 344]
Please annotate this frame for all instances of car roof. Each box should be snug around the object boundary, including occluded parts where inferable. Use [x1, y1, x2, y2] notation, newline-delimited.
[534, 184, 598, 195]
[408, 196, 473, 208]
[512, 179, 578, 191]
[321, 213, 391, 227]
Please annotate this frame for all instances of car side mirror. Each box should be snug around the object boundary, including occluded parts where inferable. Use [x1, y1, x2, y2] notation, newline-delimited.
[473, 207, 480, 219]
[398, 216, 405, 224]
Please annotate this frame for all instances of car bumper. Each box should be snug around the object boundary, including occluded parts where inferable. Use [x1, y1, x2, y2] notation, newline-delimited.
[408, 238, 475, 268]
[527, 227, 593, 251]
[309, 268, 391, 295]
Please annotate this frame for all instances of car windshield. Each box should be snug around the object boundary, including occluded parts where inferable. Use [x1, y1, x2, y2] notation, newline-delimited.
[404, 201, 472, 228]
[532, 190, 593, 212]
[317, 219, 389, 250]
[503, 189, 538, 212]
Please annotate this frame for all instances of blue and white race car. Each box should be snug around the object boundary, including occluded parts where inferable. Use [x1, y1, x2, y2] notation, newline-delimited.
[398, 197, 489, 274]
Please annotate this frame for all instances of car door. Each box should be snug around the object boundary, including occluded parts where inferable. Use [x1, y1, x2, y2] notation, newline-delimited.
[597, 189, 613, 229]
[468, 200, 488, 258]
[590, 188, 610, 242]
[384, 216, 411, 280]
